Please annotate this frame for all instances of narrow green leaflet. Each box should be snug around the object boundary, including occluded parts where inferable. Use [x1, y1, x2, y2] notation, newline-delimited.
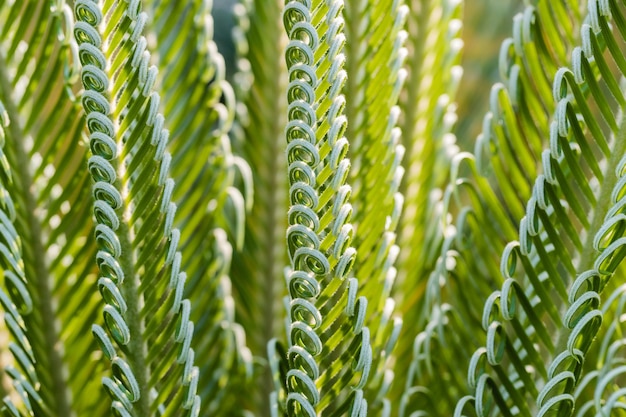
[73, 0, 200, 415]
[0, 2, 106, 415]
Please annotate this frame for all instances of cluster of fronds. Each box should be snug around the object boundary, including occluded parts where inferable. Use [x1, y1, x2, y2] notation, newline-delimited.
[1, 0, 626, 416]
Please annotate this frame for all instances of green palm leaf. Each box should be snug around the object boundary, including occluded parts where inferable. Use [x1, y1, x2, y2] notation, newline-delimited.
[342, 0, 408, 412]
[398, 0, 626, 415]
[523, 2, 626, 414]
[273, 0, 373, 414]
[0, 3, 105, 415]
[73, 0, 202, 414]
[399, 0, 589, 415]
[141, 1, 254, 414]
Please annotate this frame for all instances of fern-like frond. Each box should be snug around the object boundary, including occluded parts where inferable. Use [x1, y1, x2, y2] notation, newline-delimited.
[519, 2, 626, 414]
[342, 0, 408, 412]
[395, 0, 463, 284]
[443, 0, 626, 415]
[535, 149, 626, 415]
[275, 0, 373, 414]
[141, 0, 254, 414]
[73, 0, 202, 414]
[390, 0, 464, 406]
[0, 2, 106, 415]
[399, 0, 590, 415]
[227, 0, 290, 413]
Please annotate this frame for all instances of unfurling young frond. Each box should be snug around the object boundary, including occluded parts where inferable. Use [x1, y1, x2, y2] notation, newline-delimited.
[273, 0, 372, 415]
[74, 1, 200, 415]
[391, 0, 464, 407]
[5, 0, 626, 416]
[399, 0, 626, 415]
[342, 0, 408, 412]
[141, 0, 254, 414]
[0, 2, 104, 415]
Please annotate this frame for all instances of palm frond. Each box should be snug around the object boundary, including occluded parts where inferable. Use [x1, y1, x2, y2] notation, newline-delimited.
[399, 0, 590, 415]
[73, 1, 204, 414]
[519, 2, 626, 414]
[342, 0, 408, 412]
[0, 2, 106, 415]
[395, 0, 626, 415]
[390, 0, 464, 405]
[140, 0, 254, 414]
[226, 0, 290, 414]
[273, 0, 373, 414]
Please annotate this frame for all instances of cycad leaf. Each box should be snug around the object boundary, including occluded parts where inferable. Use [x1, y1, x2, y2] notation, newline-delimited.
[406, 0, 626, 415]
[391, 0, 464, 406]
[526, 1, 626, 415]
[228, 0, 291, 413]
[399, 0, 589, 415]
[141, 0, 254, 414]
[73, 1, 201, 414]
[0, 2, 106, 415]
[342, 0, 408, 411]
[278, 0, 372, 414]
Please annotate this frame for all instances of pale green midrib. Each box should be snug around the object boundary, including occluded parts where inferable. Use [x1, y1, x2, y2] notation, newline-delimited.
[399, 0, 430, 177]
[397, 0, 432, 272]
[252, 4, 287, 414]
[0, 51, 74, 417]
[343, 0, 362, 160]
[93, 2, 153, 414]
[115, 219, 151, 417]
[103, 41, 151, 417]
[551, 106, 626, 371]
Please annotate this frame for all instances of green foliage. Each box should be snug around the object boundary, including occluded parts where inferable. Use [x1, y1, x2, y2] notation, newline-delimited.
[1, 0, 626, 416]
